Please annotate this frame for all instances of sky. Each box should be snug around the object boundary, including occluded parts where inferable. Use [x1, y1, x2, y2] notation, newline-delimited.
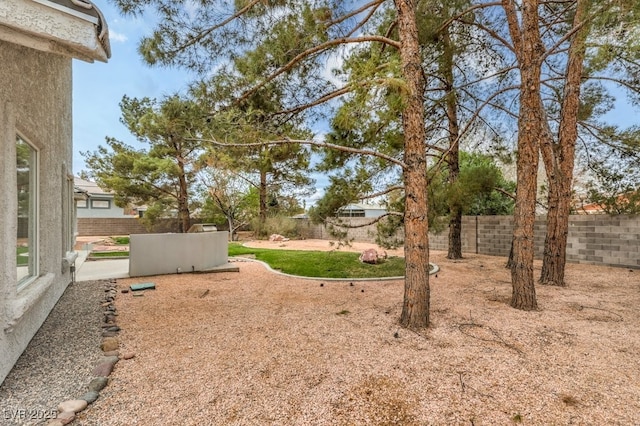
[72, 2, 196, 173]
[72, 1, 638, 203]
[72, 1, 333, 202]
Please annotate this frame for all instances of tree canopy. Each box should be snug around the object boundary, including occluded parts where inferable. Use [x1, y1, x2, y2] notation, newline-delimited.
[106, 0, 640, 328]
[82, 94, 208, 232]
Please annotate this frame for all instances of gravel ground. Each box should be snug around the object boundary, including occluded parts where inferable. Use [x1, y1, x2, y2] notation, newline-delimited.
[2, 240, 639, 425]
[76, 243, 638, 426]
[0, 280, 107, 426]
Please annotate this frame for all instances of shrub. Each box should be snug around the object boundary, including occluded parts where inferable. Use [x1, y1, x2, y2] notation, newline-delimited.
[251, 215, 302, 239]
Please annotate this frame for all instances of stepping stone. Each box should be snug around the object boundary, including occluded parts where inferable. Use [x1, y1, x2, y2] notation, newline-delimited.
[130, 282, 156, 291]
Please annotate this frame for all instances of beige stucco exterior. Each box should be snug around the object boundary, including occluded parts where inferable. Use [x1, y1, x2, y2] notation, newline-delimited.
[0, 0, 109, 385]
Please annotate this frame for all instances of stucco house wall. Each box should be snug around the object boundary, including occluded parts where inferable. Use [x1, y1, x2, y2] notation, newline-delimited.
[75, 178, 129, 218]
[0, 0, 109, 385]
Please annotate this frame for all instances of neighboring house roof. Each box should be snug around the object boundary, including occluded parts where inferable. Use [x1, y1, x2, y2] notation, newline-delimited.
[73, 185, 89, 200]
[74, 177, 113, 197]
[576, 202, 604, 215]
[575, 191, 640, 215]
[0, 0, 111, 62]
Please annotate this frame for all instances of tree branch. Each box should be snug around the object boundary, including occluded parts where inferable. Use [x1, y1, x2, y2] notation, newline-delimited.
[236, 36, 400, 105]
[195, 137, 408, 169]
[165, 0, 261, 58]
[326, 212, 403, 229]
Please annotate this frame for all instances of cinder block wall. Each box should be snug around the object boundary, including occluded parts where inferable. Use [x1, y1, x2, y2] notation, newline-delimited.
[296, 218, 403, 243]
[296, 215, 639, 269]
[79, 215, 639, 269]
[429, 217, 477, 252]
[77, 218, 204, 236]
[567, 215, 640, 268]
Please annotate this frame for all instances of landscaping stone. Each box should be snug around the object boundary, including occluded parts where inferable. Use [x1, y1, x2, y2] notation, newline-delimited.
[92, 361, 116, 377]
[101, 337, 119, 352]
[80, 391, 100, 404]
[102, 355, 120, 364]
[359, 248, 386, 264]
[92, 356, 119, 377]
[88, 377, 109, 392]
[58, 399, 87, 413]
[103, 350, 119, 357]
[56, 411, 75, 425]
[122, 351, 136, 360]
[102, 331, 117, 337]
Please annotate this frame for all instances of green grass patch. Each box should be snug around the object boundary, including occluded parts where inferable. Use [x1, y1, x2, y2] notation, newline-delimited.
[111, 236, 130, 245]
[90, 251, 129, 258]
[229, 243, 405, 278]
[16, 246, 29, 265]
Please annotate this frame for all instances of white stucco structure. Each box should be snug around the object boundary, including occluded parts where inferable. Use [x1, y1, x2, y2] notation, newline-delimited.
[0, 0, 110, 385]
[129, 232, 236, 278]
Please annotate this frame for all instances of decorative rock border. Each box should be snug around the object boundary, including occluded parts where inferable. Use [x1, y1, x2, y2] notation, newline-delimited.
[45, 279, 134, 426]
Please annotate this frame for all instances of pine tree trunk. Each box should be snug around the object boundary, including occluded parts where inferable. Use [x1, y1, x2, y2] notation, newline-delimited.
[503, 0, 542, 310]
[396, 0, 430, 329]
[506, 239, 514, 269]
[177, 158, 191, 233]
[442, 26, 462, 260]
[539, 0, 589, 286]
[448, 211, 463, 259]
[540, 174, 565, 285]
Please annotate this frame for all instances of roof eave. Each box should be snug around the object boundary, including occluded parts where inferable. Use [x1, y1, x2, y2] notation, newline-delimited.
[0, 0, 110, 62]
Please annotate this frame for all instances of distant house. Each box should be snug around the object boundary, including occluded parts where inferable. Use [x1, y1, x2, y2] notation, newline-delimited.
[575, 191, 640, 215]
[575, 201, 605, 215]
[337, 203, 387, 218]
[74, 177, 134, 218]
[0, 0, 110, 384]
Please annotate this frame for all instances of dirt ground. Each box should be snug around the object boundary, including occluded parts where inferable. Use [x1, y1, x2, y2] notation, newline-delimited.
[77, 240, 640, 425]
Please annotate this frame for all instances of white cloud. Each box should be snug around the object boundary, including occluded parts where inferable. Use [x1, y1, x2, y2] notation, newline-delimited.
[109, 30, 128, 43]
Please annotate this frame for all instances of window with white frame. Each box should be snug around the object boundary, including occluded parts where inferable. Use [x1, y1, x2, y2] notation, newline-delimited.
[91, 199, 110, 209]
[16, 135, 38, 285]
